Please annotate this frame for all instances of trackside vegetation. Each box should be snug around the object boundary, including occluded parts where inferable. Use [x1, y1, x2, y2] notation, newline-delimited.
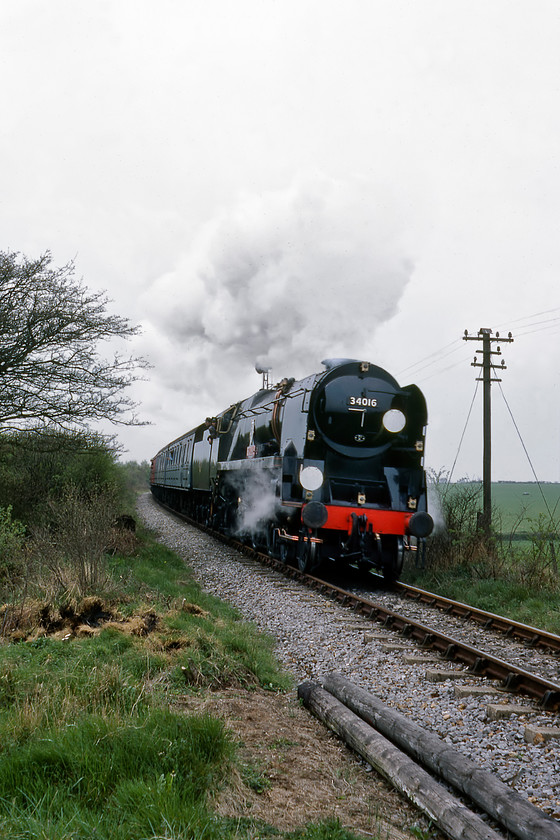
[0, 536, 290, 840]
[0, 431, 377, 840]
[2, 427, 558, 837]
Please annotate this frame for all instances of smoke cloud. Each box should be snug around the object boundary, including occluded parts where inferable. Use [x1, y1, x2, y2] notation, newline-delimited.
[142, 173, 414, 406]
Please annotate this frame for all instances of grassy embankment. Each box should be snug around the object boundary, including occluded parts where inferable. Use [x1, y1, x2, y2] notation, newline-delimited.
[0, 524, 374, 840]
[402, 482, 560, 634]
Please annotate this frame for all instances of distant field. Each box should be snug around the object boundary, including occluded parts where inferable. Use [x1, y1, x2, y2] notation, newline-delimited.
[447, 482, 560, 533]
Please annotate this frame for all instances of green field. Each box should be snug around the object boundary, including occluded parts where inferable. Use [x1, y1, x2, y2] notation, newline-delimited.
[449, 482, 560, 534]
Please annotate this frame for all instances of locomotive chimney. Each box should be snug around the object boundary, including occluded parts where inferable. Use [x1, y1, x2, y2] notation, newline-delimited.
[255, 364, 271, 389]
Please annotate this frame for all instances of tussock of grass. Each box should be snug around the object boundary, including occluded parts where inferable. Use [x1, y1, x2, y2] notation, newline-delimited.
[0, 709, 234, 839]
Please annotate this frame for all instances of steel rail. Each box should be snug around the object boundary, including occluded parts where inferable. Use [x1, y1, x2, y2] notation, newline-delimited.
[394, 581, 560, 653]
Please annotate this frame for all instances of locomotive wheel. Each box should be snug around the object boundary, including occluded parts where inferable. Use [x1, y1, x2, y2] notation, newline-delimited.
[279, 539, 294, 565]
[382, 536, 404, 582]
[297, 537, 317, 573]
[267, 525, 280, 559]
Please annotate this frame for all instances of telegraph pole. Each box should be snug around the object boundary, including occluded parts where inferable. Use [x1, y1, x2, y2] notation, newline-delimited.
[463, 328, 514, 536]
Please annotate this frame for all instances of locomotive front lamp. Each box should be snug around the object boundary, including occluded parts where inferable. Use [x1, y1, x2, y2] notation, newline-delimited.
[299, 465, 323, 491]
[382, 408, 406, 433]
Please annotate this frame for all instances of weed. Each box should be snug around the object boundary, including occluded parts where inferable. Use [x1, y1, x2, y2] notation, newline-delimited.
[242, 763, 273, 794]
[409, 823, 439, 840]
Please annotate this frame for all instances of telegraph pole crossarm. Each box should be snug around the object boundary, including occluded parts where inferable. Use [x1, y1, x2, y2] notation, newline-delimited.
[463, 328, 514, 537]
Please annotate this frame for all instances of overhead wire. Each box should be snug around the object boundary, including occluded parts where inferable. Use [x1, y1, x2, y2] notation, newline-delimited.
[443, 379, 480, 495]
[389, 307, 559, 494]
[415, 354, 472, 384]
[397, 339, 460, 377]
[495, 307, 560, 339]
[497, 381, 559, 539]
[514, 319, 560, 338]
[398, 306, 560, 386]
[495, 306, 560, 331]
[397, 340, 473, 383]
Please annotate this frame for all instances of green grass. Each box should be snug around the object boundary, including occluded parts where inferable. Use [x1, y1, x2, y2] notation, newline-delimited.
[0, 709, 233, 839]
[0, 632, 149, 742]
[0, 644, 237, 839]
[0, 526, 383, 840]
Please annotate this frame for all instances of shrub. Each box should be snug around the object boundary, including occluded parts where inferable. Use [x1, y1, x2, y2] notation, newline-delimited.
[425, 473, 491, 571]
[30, 487, 119, 596]
[505, 512, 559, 589]
[0, 505, 26, 594]
[424, 472, 559, 591]
[0, 429, 122, 526]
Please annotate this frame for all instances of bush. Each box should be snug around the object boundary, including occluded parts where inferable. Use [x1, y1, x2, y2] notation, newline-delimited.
[0, 506, 26, 594]
[115, 460, 150, 510]
[425, 473, 490, 571]
[0, 430, 131, 600]
[424, 472, 559, 591]
[0, 430, 122, 526]
[504, 512, 559, 589]
[30, 488, 119, 596]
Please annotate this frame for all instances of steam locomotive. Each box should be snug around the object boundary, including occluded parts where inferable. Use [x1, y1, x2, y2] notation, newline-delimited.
[150, 358, 433, 581]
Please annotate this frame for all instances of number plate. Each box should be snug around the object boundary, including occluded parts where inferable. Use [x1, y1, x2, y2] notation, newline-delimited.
[347, 396, 377, 407]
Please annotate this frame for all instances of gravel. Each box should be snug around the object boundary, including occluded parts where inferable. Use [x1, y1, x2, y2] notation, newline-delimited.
[138, 493, 560, 822]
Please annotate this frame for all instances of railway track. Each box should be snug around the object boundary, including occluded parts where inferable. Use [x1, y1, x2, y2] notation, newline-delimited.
[161, 500, 560, 711]
[231, 548, 560, 712]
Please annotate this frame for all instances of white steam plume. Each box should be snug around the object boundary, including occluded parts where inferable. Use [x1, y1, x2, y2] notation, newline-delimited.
[143, 173, 414, 404]
[427, 483, 446, 534]
[228, 470, 281, 538]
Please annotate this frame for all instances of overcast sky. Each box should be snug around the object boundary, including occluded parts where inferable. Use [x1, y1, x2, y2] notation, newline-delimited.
[1, 0, 559, 482]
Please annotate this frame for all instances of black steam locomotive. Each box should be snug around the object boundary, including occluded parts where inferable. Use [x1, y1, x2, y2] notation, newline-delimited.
[150, 358, 433, 581]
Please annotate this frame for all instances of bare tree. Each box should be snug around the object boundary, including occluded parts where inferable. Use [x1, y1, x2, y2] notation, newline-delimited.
[0, 250, 148, 432]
